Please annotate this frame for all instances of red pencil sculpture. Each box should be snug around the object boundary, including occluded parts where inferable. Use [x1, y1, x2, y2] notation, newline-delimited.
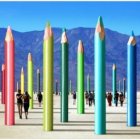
[1, 64, 5, 104]
[5, 26, 15, 125]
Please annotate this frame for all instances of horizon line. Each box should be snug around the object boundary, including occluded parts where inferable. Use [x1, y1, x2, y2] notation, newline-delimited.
[0, 26, 136, 36]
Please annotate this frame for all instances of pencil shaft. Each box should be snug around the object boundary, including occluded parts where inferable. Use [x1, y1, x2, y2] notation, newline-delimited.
[28, 59, 33, 109]
[5, 39, 15, 125]
[43, 25, 53, 131]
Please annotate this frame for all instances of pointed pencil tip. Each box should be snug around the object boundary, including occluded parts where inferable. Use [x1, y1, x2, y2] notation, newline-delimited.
[44, 22, 53, 39]
[62, 28, 66, 33]
[37, 69, 40, 73]
[5, 26, 14, 41]
[61, 28, 68, 43]
[131, 30, 134, 37]
[128, 31, 136, 46]
[21, 67, 24, 73]
[112, 64, 116, 69]
[46, 22, 50, 28]
[28, 53, 32, 61]
[95, 16, 105, 40]
[97, 16, 103, 26]
[78, 40, 84, 53]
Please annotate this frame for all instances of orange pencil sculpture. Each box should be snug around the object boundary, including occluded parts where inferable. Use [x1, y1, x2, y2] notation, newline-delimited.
[5, 26, 15, 125]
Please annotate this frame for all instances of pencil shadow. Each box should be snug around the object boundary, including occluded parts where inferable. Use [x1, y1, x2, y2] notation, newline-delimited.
[69, 121, 140, 124]
[107, 129, 140, 135]
[54, 108, 76, 110]
[28, 118, 42, 119]
[33, 107, 43, 109]
[69, 121, 94, 123]
[54, 129, 93, 132]
[85, 112, 140, 115]
[54, 123, 94, 126]
[15, 123, 42, 126]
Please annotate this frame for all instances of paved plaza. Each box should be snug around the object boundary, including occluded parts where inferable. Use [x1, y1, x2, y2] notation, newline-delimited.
[0, 93, 140, 139]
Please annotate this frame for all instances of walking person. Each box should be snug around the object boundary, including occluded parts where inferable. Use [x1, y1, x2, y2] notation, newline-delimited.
[120, 92, 124, 107]
[114, 91, 119, 107]
[72, 91, 76, 105]
[22, 91, 31, 119]
[37, 91, 43, 107]
[107, 92, 112, 106]
[85, 91, 89, 105]
[16, 89, 23, 119]
[88, 91, 93, 106]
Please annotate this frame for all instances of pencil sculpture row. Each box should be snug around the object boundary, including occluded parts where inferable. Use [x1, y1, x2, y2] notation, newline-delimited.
[0, 16, 137, 135]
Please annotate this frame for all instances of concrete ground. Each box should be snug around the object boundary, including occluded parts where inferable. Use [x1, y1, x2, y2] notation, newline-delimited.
[0, 93, 140, 139]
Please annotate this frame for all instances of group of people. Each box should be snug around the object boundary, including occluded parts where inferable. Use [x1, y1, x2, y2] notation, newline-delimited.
[72, 91, 95, 106]
[16, 89, 31, 119]
[72, 90, 125, 107]
[106, 91, 124, 107]
[17, 90, 43, 119]
[17, 88, 124, 119]
[85, 91, 95, 106]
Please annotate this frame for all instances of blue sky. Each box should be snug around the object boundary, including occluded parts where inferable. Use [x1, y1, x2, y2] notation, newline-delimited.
[0, 2, 140, 35]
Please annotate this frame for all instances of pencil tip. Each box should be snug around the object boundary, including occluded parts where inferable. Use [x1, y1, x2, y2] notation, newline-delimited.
[131, 30, 134, 37]
[46, 22, 50, 28]
[62, 28, 66, 33]
[21, 67, 24, 73]
[7, 26, 11, 31]
[44, 22, 53, 39]
[128, 31, 136, 46]
[113, 64, 116, 69]
[95, 16, 105, 40]
[5, 26, 14, 41]
[78, 40, 84, 53]
[97, 16, 103, 26]
[37, 69, 40, 73]
[28, 53, 32, 61]
[61, 28, 68, 43]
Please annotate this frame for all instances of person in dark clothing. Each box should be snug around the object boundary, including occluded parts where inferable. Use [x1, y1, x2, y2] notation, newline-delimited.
[114, 91, 119, 107]
[16, 89, 23, 119]
[72, 91, 76, 105]
[85, 91, 89, 105]
[120, 92, 124, 107]
[88, 91, 93, 106]
[22, 91, 31, 119]
[107, 92, 112, 106]
[37, 91, 43, 107]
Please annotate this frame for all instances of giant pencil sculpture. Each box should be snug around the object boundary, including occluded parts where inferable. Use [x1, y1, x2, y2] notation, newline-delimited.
[1, 64, 5, 104]
[5, 26, 15, 125]
[119, 80, 121, 92]
[87, 74, 90, 92]
[43, 23, 53, 131]
[69, 80, 72, 94]
[112, 64, 116, 103]
[61, 29, 69, 122]
[28, 53, 33, 109]
[21, 67, 24, 94]
[127, 31, 137, 126]
[94, 16, 106, 134]
[77, 40, 84, 114]
[123, 78, 126, 98]
[37, 69, 40, 93]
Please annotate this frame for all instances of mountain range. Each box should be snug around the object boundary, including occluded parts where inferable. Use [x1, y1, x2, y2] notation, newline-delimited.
[0, 27, 140, 92]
